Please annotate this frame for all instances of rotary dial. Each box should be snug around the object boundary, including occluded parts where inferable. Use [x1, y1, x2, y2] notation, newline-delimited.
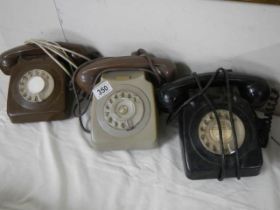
[18, 69, 54, 103]
[198, 109, 245, 155]
[104, 90, 144, 130]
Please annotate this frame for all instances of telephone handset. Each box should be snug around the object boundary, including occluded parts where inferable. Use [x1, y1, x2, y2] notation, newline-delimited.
[158, 69, 279, 180]
[0, 42, 100, 75]
[74, 49, 176, 150]
[0, 40, 101, 123]
[158, 71, 271, 113]
[75, 49, 176, 94]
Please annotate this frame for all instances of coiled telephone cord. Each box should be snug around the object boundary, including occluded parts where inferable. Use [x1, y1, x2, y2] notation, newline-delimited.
[259, 88, 279, 147]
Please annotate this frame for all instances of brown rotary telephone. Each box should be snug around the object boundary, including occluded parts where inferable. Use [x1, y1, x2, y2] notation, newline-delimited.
[0, 40, 101, 123]
[74, 49, 176, 150]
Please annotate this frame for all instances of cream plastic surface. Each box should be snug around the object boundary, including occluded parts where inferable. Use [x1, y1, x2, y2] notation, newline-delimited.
[91, 70, 157, 150]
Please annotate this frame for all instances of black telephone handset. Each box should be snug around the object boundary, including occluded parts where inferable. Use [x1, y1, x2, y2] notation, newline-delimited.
[158, 71, 271, 113]
[0, 40, 101, 123]
[158, 69, 279, 180]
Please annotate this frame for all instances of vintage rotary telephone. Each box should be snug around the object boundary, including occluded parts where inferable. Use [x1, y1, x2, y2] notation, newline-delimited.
[158, 69, 279, 180]
[0, 39, 100, 123]
[74, 49, 176, 150]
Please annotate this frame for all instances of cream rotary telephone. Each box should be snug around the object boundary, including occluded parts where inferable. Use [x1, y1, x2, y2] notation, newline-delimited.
[74, 49, 176, 150]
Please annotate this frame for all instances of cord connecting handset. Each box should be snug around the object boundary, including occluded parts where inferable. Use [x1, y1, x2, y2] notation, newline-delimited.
[74, 49, 176, 150]
[158, 69, 279, 180]
[0, 39, 101, 123]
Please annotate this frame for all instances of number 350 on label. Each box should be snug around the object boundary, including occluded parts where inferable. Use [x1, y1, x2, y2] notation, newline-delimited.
[92, 81, 113, 100]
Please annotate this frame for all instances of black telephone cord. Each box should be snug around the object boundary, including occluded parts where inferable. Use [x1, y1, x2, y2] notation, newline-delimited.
[259, 88, 279, 147]
[271, 136, 280, 146]
[167, 69, 222, 123]
[192, 72, 226, 180]
[224, 70, 241, 179]
[169, 68, 241, 180]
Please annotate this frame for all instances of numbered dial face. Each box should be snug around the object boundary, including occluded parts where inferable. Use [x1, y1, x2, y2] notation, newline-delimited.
[18, 69, 54, 103]
[198, 109, 245, 155]
[103, 90, 144, 130]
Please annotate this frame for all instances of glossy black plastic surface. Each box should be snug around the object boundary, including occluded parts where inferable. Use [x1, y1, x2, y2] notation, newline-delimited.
[158, 72, 271, 113]
[179, 97, 263, 179]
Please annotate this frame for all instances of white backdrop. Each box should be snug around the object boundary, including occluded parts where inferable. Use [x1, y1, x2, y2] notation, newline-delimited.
[1, 0, 280, 78]
[1, 1, 280, 210]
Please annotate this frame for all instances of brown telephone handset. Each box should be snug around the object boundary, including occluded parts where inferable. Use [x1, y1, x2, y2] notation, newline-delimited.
[74, 49, 176, 150]
[75, 49, 176, 94]
[0, 40, 101, 123]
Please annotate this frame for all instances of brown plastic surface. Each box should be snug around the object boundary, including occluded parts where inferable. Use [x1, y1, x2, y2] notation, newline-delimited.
[1, 42, 101, 123]
[75, 55, 176, 94]
[0, 42, 100, 75]
[7, 56, 68, 123]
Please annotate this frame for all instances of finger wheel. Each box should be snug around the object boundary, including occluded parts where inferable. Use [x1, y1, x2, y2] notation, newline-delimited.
[198, 109, 245, 155]
[18, 69, 54, 103]
[104, 90, 144, 130]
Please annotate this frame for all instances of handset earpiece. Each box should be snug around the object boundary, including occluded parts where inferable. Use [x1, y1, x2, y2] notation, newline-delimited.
[238, 79, 270, 108]
[0, 44, 45, 75]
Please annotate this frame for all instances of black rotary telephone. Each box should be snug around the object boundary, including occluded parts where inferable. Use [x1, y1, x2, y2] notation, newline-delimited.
[158, 68, 279, 180]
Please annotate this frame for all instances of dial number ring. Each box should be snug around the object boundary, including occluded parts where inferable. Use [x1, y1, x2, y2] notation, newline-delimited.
[198, 109, 245, 155]
[18, 69, 54, 103]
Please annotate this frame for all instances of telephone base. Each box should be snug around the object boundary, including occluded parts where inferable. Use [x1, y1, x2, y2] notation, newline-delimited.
[6, 56, 71, 123]
[179, 97, 263, 180]
[91, 70, 157, 151]
[90, 137, 158, 151]
[7, 110, 69, 124]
